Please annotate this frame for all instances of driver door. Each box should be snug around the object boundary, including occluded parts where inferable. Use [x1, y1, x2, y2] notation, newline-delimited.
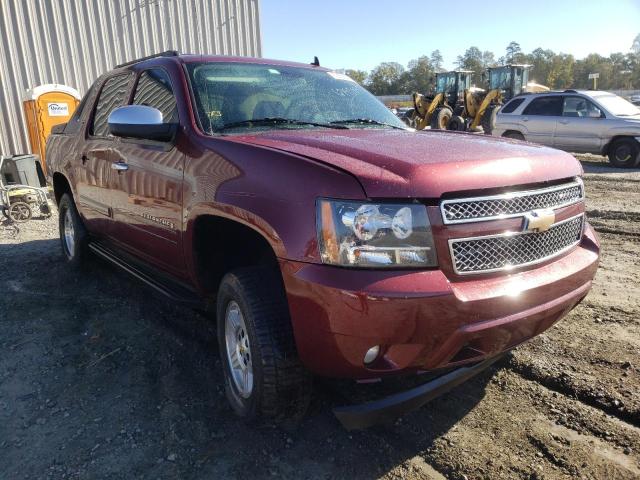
[554, 96, 605, 153]
[108, 68, 186, 277]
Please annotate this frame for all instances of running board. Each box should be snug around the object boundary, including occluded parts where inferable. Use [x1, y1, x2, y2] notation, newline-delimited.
[88, 241, 207, 310]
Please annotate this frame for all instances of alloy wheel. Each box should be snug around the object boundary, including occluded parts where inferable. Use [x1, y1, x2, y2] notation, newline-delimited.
[224, 301, 254, 398]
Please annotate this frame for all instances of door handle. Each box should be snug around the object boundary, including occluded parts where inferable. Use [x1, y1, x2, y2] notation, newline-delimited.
[111, 161, 129, 172]
[522, 117, 529, 122]
[559, 119, 570, 125]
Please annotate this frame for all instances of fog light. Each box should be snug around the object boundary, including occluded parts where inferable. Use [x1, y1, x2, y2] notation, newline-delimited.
[363, 345, 380, 365]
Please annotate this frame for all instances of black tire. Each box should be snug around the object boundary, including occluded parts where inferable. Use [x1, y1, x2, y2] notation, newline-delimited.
[447, 115, 466, 131]
[481, 105, 500, 135]
[58, 193, 89, 267]
[217, 266, 312, 424]
[430, 107, 452, 130]
[503, 131, 525, 141]
[608, 138, 640, 168]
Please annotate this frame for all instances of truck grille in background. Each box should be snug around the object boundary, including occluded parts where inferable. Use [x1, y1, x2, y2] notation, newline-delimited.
[441, 180, 584, 224]
[449, 215, 584, 275]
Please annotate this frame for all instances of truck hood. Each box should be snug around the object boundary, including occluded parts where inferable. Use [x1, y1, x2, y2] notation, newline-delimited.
[228, 129, 582, 198]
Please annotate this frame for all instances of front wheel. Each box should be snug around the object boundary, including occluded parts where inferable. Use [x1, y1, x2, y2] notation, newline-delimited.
[447, 115, 466, 131]
[481, 105, 500, 135]
[430, 107, 452, 130]
[217, 267, 311, 424]
[503, 131, 525, 141]
[608, 138, 640, 168]
[58, 193, 89, 267]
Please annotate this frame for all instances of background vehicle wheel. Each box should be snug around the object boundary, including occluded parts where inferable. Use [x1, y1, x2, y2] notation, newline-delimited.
[481, 105, 500, 135]
[8, 202, 32, 222]
[217, 266, 312, 424]
[447, 115, 466, 131]
[430, 107, 452, 130]
[503, 131, 525, 141]
[608, 138, 640, 168]
[58, 193, 89, 266]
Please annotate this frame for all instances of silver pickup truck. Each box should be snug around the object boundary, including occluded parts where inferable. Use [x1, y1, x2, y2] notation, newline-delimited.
[494, 90, 640, 168]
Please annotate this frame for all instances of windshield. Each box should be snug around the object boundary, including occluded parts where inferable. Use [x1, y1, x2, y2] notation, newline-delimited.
[436, 74, 456, 93]
[593, 94, 640, 116]
[489, 68, 510, 90]
[186, 62, 407, 133]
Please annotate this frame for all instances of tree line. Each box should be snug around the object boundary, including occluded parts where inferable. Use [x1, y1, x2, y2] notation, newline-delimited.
[347, 36, 640, 95]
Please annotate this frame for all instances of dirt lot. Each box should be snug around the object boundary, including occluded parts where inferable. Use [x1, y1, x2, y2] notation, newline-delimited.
[1, 154, 639, 479]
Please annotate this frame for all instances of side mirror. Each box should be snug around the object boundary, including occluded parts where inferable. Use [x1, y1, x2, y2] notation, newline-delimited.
[108, 105, 177, 142]
[588, 110, 602, 119]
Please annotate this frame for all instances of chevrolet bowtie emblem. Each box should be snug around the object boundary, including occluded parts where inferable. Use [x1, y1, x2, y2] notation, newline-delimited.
[523, 209, 556, 233]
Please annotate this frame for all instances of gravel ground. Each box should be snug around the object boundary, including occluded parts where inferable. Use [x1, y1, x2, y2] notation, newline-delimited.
[1, 154, 639, 479]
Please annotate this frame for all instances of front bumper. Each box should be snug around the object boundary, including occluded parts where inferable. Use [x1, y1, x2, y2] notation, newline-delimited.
[333, 353, 506, 430]
[280, 224, 600, 379]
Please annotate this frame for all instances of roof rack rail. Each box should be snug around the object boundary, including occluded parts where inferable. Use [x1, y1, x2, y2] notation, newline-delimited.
[564, 89, 578, 93]
[115, 50, 179, 69]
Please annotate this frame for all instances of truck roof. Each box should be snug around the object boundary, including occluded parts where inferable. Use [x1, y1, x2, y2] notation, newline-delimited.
[115, 51, 328, 71]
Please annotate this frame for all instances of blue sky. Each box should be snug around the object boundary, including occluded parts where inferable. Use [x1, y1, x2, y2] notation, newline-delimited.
[261, 0, 640, 71]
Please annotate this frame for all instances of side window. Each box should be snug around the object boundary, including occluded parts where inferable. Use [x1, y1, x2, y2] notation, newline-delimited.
[90, 74, 131, 137]
[132, 69, 178, 123]
[64, 84, 96, 134]
[522, 97, 563, 116]
[563, 97, 602, 118]
[501, 98, 525, 114]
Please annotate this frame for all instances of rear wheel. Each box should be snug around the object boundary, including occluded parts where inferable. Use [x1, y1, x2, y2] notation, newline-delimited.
[608, 138, 640, 168]
[58, 193, 89, 267]
[481, 105, 500, 135]
[217, 267, 312, 424]
[430, 107, 452, 130]
[447, 115, 466, 131]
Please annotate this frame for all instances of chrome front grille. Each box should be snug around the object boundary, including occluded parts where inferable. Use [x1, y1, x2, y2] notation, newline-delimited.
[441, 180, 584, 224]
[449, 214, 584, 275]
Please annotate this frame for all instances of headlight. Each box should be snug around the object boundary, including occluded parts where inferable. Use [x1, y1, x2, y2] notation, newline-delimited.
[317, 199, 438, 268]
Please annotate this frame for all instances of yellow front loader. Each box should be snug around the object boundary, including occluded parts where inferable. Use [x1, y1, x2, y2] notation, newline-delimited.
[464, 64, 549, 134]
[412, 70, 472, 130]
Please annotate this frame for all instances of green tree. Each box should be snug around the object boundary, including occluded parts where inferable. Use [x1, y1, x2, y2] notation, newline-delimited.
[574, 53, 612, 89]
[366, 62, 405, 95]
[401, 56, 435, 94]
[526, 48, 555, 86]
[430, 50, 444, 72]
[345, 69, 368, 86]
[632, 33, 640, 56]
[505, 41, 524, 63]
[482, 50, 497, 68]
[456, 47, 484, 86]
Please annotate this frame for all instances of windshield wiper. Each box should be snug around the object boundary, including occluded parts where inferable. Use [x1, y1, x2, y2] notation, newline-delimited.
[216, 117, 348, 131]
[330, 118, 407, 130]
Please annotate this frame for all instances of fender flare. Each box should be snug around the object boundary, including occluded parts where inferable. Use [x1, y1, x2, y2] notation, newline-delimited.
[182, 201, 287, 289]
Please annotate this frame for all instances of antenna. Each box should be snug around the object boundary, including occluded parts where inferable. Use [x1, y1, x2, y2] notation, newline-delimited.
[311, 56, 320, 67]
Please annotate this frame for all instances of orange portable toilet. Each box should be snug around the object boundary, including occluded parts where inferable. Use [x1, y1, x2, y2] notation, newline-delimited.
[23, 84, 81, 174]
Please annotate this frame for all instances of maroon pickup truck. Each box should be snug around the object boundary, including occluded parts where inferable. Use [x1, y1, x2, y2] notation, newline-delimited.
[47, 52, 600, 429]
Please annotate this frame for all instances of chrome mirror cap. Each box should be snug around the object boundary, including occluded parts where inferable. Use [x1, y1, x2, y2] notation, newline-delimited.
[108, 105, 163, 126]
[108, 105, 176, 142]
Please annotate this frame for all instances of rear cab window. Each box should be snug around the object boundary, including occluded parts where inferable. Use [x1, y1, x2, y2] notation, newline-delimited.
[89, 74, 132, 137]
[522, 96, 563, 116]
[501, 98, 525, 114]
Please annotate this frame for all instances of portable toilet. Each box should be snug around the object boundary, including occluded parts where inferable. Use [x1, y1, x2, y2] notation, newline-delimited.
[23, 84, 81, 174]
